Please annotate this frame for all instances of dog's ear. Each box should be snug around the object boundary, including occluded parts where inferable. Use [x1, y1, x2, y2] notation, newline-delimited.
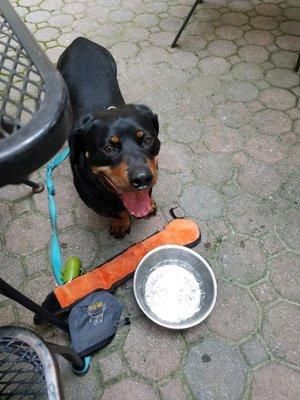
[74, 114, 99, 135]
[131, 104, 159, 134]
[70, 114, 99, 165]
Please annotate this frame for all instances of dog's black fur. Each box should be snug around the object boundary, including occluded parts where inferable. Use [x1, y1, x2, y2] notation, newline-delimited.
[57, 38, 160, 237]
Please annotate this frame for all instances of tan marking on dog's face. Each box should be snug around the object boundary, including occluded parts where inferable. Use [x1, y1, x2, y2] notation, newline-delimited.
[136, 130, 144, 138]
[110, 135, 120, 144]
[147, 156, 159, 185]
[91, 161, 131, 191]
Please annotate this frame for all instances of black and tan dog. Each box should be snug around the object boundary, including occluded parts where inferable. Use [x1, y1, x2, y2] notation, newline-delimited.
[57, 38, 160, 238]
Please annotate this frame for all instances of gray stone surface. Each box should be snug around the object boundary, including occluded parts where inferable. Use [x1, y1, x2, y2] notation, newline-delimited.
[207, 282, 259, 340]
[240, 337, 269, 366]
[245, 135, 287, 164]
[203, 124, 243, 153]
[269, 253, 300, 302]
[217, 236, 267, 284]
[5, 214, 51, 256]
[2, 1, 299, 398]
[275, 210, 300, 250]
[251, 281, 278, 305]
[260, 88, 296, 110]
[124, 318, 185, 380]
[253, 110, 292, 135]
[160, 378, 188, 400]
[251, 363, 300, 400]
[101, 379, 158, 400]
[184, 340, 248, 400]
[98, 352, 126, 382]
[262, 301, 300, 365]
[237, 161, 282, 198]
[179, 185, 224, 219]
[227, 197, 274, 237]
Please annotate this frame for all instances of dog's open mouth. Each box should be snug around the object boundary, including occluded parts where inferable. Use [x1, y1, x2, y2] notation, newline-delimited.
[101, 174, 151, 218]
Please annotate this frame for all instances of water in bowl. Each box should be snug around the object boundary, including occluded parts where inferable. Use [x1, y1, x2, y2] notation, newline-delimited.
[144, 259, 205, 324]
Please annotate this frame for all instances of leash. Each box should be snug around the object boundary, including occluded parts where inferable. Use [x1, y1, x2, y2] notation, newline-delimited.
[46, 147, 91, 375]
[46, 147, 70, 285]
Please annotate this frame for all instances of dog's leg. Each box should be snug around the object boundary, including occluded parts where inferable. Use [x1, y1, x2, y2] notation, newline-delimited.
[148, 198, 157, 217]
[110, 210, 131, 238]
[147, 188, 157, 217]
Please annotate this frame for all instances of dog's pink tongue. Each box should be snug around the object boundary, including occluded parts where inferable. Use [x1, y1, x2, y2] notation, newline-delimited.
[121, 190, 151, 218]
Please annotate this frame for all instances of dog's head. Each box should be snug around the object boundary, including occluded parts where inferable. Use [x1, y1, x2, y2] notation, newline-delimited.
[74, 104, 160, 218]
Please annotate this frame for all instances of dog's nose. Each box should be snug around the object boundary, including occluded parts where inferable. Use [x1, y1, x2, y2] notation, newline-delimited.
[130, 169, 153, 189]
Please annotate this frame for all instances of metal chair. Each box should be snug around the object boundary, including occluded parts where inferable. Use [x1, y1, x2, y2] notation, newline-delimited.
[171, 0, 203, 48]
[0, 0, 89, 389]
[295, 54, 300, 73]
[0, 0, 72, 190]
[0, 326, 64, 399]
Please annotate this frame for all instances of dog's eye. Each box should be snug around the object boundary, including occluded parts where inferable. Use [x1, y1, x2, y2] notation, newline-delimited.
[103, 144, 114, 153]
[144, 137, 154, 146]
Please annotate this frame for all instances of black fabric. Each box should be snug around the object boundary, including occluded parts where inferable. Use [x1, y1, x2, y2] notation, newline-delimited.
[68, 290, 122, 357]
[33, 291, 62, 325]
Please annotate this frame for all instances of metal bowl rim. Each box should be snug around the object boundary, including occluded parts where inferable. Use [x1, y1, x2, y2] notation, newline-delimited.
[133, 244, 217, 330]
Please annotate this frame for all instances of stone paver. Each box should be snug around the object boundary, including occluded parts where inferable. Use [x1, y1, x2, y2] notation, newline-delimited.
[227, 196, 274, 237]
[193, 153, 234, 184]
[260, 88, 296, 110]
[262, 301, 300, 365]
[251, 363, 300, 400]
[217, 236, 267, 284]
[184, 340, 248, 400]
[0, 254, 24, 300]
[275, 210, 300, 250]
[101, 378, 158, 400]
[253, 109, 292, 135]
[240, 337, 269, 366]
[98, 352, 126, 382]
[179, 185, 224, 220]
[1, 0, 299, 399]
[60, 227, 99, 268]
[124, 318, 185, 381]
[251, 281, 278, 305]
[203, 124, 243, 153]
[269, 253, 300, 302]
[207, 282, 259, 340]
[5, 214, 51, 256]
[245, 135, 287, 164]
[160, 378, 188, 400]
[237, 161, 282, 198]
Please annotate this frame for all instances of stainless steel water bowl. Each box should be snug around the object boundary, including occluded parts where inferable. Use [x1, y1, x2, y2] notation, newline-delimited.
[134, 245, 217, 330]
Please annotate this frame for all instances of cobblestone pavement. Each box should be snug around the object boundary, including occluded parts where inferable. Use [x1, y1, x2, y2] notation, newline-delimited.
[1, 0, 300, 399]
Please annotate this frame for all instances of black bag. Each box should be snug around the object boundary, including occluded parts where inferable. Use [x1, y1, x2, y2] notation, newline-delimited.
[68, 290, 123, 357]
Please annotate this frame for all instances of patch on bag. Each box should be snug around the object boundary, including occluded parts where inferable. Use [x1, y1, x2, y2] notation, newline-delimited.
[88, 301, 106, 325]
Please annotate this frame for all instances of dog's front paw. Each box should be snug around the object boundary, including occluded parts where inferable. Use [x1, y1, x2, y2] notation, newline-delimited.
[110, 211, 131, 239]
[148, 199, 157, 217]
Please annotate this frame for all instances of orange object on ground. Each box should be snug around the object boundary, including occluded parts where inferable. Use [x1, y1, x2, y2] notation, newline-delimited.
[54, 218, 200, 309]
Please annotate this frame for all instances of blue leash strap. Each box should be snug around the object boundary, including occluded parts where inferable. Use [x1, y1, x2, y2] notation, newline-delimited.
[46, 147, 91, 374]
[46, 147, 70, 285]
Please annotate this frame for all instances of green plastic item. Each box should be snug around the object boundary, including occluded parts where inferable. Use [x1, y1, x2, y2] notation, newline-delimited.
[61, 256, 82, 283]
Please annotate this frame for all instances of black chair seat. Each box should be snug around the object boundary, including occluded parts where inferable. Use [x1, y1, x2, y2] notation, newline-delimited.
[0, 0, 71, 188]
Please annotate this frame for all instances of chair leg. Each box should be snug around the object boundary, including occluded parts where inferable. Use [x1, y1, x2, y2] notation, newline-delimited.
[47, 342, 90, 376]
[171, 0, 203, 48]
[18, 177, 44, 193]
[295, 53, 300, 72]
[0, 278, 69, 333]
[47, 342, 84, 369]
